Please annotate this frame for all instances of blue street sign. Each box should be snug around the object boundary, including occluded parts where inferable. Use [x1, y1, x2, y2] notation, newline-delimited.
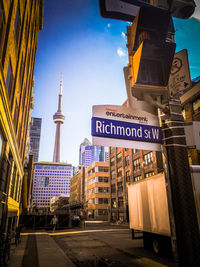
[92, 117, 162, 144]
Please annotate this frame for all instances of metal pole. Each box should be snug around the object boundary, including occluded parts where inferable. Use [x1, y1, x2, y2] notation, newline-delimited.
[160, 99, 200, 267]
[157, 106, 179, 265]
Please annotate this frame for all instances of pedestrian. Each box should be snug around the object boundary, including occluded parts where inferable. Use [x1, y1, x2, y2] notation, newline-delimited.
[50, 215, 58, 232]
[15, 224, 23, 246]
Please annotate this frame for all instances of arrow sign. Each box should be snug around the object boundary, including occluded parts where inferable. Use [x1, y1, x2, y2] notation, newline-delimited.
[168, 49, 192, 95]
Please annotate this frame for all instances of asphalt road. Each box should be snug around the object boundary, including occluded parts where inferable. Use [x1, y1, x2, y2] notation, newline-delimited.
[52, 223, 174, 267]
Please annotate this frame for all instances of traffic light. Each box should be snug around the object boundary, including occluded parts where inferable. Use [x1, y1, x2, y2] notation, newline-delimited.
[127, 6, 176, 101]
[99, 0, 196, 21]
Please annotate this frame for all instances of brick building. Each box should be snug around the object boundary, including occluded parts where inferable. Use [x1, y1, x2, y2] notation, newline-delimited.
[109, 147, 163, 222]
[181, 78, 200, 165]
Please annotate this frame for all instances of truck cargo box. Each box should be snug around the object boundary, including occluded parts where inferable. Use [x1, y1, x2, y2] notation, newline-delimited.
[128, 167, 200, 236]
[190, 165, 200, 229]
[128, 173, 171, 236]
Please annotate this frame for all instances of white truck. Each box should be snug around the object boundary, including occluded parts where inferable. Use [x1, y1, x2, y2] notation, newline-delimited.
[128, 166, 200, 254]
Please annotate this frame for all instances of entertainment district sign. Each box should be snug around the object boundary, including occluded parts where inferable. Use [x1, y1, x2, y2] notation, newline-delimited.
[92, 105, 162, 151]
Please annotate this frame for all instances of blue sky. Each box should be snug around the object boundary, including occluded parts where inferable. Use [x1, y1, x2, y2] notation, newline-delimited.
[32, 0, 200, 167]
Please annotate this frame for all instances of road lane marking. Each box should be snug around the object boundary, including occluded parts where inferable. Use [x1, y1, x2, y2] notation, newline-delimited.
[21, 228, 130, 236]
[135, 257, 168, 267]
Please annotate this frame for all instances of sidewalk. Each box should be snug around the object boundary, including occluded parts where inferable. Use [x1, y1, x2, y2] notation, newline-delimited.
[8, 232, 76, 267]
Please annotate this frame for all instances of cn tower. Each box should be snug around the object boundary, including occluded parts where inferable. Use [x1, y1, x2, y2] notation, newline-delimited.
[53, 74, 65, 162]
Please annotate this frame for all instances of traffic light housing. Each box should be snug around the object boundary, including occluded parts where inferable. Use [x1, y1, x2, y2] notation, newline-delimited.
[127, 6, 176, 101]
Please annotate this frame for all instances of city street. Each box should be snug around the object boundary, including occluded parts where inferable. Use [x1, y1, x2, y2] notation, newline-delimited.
[8, 223, 174, 267]
[52, 223, 173, 267]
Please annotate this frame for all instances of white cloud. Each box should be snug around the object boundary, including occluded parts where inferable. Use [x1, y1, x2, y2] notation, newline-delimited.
[117, 48, 126, 57]
[107, 23, 111, 28]
[121, 32, 126, 39]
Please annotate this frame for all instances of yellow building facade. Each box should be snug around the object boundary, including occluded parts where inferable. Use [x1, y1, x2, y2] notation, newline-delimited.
[86, 162, 110, 220]
[69, 166, 85, 217]
[0, 0, 43, 234]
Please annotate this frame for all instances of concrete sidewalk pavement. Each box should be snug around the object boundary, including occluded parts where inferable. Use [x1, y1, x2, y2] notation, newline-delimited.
[8, 233, 75, 267]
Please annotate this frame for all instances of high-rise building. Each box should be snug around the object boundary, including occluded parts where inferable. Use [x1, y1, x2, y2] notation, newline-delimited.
[32, 162, 73, 210]
[79, 138, 91, 165]
[0, 0, 43, 234]
[79, 138, 109, 168]
[30, 117, 42, 162]
[53, 76, 65, 162]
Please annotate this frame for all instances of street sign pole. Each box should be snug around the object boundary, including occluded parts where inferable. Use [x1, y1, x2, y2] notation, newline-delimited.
[160, 99, 200, 266]
[157, 105, 179, 265]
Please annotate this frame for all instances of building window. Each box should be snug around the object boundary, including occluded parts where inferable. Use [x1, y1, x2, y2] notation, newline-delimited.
[110, 147, 114, 154]
[125, 171, 130, 182]
[14, 174, 20, 201]
[10, 166, 17, 198]
[182, 109, 186, 120]
[88, 167, 95, 176]
[143, 152, 153, 166]
[98, 167, 109, 173]
[133, 149, 139, 155]
[13, 100, 19, 130]
[110, 157, 115, 167]
[118, 197, 123, 207]
[111, 184, 116, 193]
[14, 3, 21, 43]
[117, 182, 123, 193]
[6, 59, 13, 96]
[88, 199, 94, 204]
[98, 198, 108, 204]
[192, 98, 200, 114]
[124, 148, 128, 151]
[25, 14, 29, 42]
[111, 170, 115, 180]
[0, 1, 5, 51]
[145, 171, 155, 178]
[98, 187, 109, 193]
[117, 167, 122, 177]
[111, 198, 116, 208]
[117, 152, 122, 163]
[88, 188, 95, 195]
[19, 54, 24, 87]
[0, 131, 4, 157]
[98, 177, 109, 183]
[125, 155, 130, 166]
[134, 175, 142, 182]
[133, 158, 141, 170]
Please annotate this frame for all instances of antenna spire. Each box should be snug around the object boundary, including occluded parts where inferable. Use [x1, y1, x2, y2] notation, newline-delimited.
[59, 72, 63, 95]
